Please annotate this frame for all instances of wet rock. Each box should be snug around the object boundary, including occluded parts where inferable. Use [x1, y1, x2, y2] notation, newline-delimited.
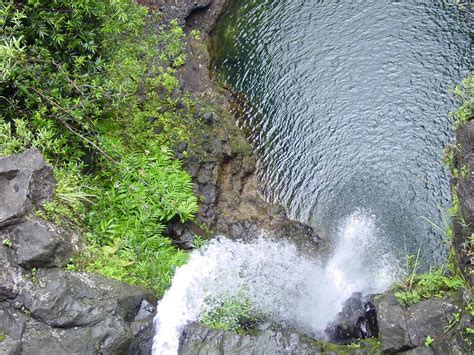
[456, 121, 474, 223]
[325, 292, 378, 344]
[0, 246, 23, 301]
[0, 148, 56, 227]
[454, 121, 474, 280]
[10, 219, 76, 269]
[129, 299, 156, 355]
[21, 268, 155, 328]
[0, 268, 159, 354]
[18, 312, 135, 355]
[376, 294, 415, 353]
[164, 219, 205, 249]
[375, 294, 462, 353]
[179, 322, 324, 355]
[0, 308, 27, 354]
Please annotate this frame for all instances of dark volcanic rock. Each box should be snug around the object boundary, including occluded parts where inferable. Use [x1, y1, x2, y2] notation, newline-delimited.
[10, 218, 76, 269]
[375, 294, 412, 353]
[0, 148, 56, 227]
[0, 268, 158, 355]
[138, 0, 212, 25]
[375, 294, 463, 353]
[454, 121, 474, 282]
[0, 308, 26, 354]
[21, 268, 155, 328]
[179, 323, 325, 355]
[129, 299, 156, 355]
[164, 218, 205, 249]
[325, 292, 378, 344]
[0, 246, 23, 301]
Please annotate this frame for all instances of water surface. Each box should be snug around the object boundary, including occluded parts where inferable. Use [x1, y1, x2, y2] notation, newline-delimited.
[212, 0, 472, 263]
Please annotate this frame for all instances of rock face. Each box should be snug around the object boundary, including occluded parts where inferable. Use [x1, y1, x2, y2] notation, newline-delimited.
[325, 292, 378, 344]
[0, 149, 156, 355]
[179, 322, 377, 355]
[454, 120, 474, 284]
[375, 294, 467, 354]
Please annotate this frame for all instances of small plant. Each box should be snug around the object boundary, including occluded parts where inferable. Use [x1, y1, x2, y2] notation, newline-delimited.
[192, 235, 207, 249]
[445, 311, 461, 332]
[2, 239, 12, 248]
[424, 335, 434, 347]
[451, 75, 474, 126]
[347, 342, 362, 349]
[190, 29, 201, 40]
[29, 268, 38, 284]
[200, 294, 264, 335]
[395, 246, 464, 307]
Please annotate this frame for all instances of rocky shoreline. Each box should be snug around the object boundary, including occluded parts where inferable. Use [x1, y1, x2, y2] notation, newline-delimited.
[159, 0, 325, 254]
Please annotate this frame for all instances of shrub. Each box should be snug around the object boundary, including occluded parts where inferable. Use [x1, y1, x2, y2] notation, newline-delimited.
[1, 0, 198, 297]
[200, 294, 264, 335]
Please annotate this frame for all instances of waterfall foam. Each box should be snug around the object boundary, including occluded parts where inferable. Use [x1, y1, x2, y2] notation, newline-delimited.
[152, 211, 397, 355]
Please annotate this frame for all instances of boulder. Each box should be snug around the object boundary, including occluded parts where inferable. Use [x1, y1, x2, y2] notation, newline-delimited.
[2, 308, 134, 355]
[164, 219, 205, 249]
[21, 268, 155, 329]
[0, 148, 56, 227]
[10, 218, 75, 269]
[375, 294, 462, 353]
[3, 268, 158, 354]
[179, 323, 321, 355]
[178, 323, 380, 355]
[375, 294, 411, 353]
[325, 292, 378, 344]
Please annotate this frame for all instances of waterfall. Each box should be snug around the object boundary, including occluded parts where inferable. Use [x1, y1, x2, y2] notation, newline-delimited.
[152, 211, 397, 355]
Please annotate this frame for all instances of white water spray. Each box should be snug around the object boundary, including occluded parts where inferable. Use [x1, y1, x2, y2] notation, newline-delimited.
[152, 211, 396, 355]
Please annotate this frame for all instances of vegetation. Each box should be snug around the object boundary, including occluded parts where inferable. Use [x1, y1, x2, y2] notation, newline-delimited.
[200, 294, 264, 335]
[0, 0, 200, 296]
[452, 75, 474, 126]
[395, 268, 464, 307]
[393, 76, 474, 349]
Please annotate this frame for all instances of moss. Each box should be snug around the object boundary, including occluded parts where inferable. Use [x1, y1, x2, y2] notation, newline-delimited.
[0, 333, 6, 342]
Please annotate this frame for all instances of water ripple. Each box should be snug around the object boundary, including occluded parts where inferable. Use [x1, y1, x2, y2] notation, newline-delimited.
[212, 0, 472, 264]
